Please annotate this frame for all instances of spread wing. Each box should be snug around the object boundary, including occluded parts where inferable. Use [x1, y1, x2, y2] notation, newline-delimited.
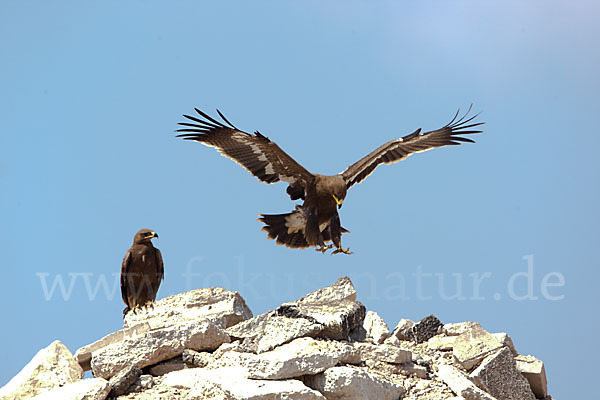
[342, 107, 484, 189]
[120, 250, 132, 306]
[177, 109, 314, 200]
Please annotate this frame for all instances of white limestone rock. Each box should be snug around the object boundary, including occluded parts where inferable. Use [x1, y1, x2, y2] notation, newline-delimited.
[75, 323, 150, 371]
[213, 337, 359, 380]
[444, 321, 482, 336]
[515, 354, 548, 399]
[352, 342, 412, 364]
[436, 364, 496, 400]
[427, 335, 458, 351]
[123, 287, 252, 330]
[30, 378, 109, 400]
[362, 311, 390, 344]
[391, 318, 415, 341]
[91, 320, 229, 379]
[304, 366, 405, 400]
[163, 367, 326, 400]
[226, 277, 365, 353]
[470, 347, 535, 400]
[0, 340, 83, 400]
[452, 326, 504, 370]
[491, 333, 517, 356]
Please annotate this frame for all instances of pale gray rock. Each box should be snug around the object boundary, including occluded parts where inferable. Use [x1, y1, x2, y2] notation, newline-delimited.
[226, 277, 365, 353]
[91, 320, 229, 379]
[436, 364, 496, 400]
[213, 337, 359, 380]
[444, 322, 482, 336]
[427, 335, 458, 351]
[452, 326, 504, 370]
[391, 318, 415, 341]
[163, 367, 326, 400]
[30, 378, 109, 400]
[382, 335, 401, 347]
[491, 333, 517, 356]
[123, 287, 252, 330]
[469, 348, 535, 400]
[352, 342, 412, 364]
[109, 364, 141, 396]
[295, 276, 357, 304]
[304, 366, 404, 400]
[362, 311, 390, 344]
[0, 340, 84, 400]
[74, 323, 150, 371]
[515, 354, 548, 399]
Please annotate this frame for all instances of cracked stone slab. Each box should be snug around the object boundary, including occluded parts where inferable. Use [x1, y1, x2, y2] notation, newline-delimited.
[436, 364, 496, 400]
[391, 318, 415, 341]
[304, 366, 405, 400]
[31, 378, 109, 400]
[0, 340, 84, 400]
[212, 337, 360, 380]
[163, 367, 326, 399]
[452, 326, 504, 370]
[124, 287, 252, 330]
[109, 364, 142, 396]
[470, 347, 535, 400]
[226, 277, 365, 353]
[91, 320, 229, 379]
[362, 311, 390, 344]
[352, 342, 412, 364]
[75, 323, 150, 371]
[515, 354, 548, 399]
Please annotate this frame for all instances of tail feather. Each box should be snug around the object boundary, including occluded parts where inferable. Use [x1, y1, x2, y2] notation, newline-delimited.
[258, 209, 350, 249]
[258, 211, 309, 249]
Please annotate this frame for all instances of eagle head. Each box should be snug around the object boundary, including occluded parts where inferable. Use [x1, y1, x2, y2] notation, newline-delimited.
[133, 229, 159, 244]
[317, 175, 347, 209]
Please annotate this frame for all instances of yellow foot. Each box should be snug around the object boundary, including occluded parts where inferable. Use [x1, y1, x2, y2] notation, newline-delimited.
[315, 244, 333, 253]
[332, 247, 353, 255]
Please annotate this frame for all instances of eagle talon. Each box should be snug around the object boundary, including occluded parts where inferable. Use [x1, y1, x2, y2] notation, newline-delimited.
[315, 244, 333, 253]
[332, 247, 353, 255]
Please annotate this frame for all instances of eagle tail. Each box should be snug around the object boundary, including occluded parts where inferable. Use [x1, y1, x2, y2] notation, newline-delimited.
[258, 211, 309, 249]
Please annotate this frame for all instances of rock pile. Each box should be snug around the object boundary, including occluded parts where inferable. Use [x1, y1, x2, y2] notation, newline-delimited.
[0, 277, 552, 400]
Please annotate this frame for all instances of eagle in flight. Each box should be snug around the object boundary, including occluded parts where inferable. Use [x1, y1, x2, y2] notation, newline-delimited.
[177, 107, 483, 254]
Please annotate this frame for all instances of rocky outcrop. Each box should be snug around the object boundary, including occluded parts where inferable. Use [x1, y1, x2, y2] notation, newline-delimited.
[1, 277, 552, 400]
[0, 341, 83, 400]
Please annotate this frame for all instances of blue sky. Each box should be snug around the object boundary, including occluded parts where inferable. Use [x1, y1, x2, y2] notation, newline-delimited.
[1, 1, 598, 398]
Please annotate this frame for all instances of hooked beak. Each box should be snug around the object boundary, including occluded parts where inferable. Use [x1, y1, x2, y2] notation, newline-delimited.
[151, 232, 159, 239]
[332, 194, 343, 209]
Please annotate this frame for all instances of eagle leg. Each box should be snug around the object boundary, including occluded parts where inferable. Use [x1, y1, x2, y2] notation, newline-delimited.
[328, 213, 351, 255]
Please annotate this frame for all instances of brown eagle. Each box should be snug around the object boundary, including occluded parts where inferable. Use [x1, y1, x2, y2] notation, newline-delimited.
[121, 229, 164, 315]
[177, 107, 483, 254]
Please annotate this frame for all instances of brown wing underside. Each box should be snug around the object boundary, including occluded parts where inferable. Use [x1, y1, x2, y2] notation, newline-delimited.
[176, 109, 314, 200]
[342, 107, 484, 188]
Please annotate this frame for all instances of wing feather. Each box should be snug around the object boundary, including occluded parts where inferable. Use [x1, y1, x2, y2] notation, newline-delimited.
[342, 107, 484, 188]
[120, 250, 132, 306]
[177, 109, 314, 199]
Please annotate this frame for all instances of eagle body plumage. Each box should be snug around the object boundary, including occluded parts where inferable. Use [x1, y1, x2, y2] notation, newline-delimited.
[121, 229, 163, 315]
[177, 107, 483, 254]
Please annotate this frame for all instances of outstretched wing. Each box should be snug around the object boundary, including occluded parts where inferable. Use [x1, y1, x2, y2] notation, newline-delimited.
[177, 108, 313, 200]
[342, 107, 484, 189]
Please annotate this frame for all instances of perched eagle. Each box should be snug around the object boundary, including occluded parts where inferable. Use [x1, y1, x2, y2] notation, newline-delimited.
[177, 107, 483, 254]
[121, 229, 164, 315]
